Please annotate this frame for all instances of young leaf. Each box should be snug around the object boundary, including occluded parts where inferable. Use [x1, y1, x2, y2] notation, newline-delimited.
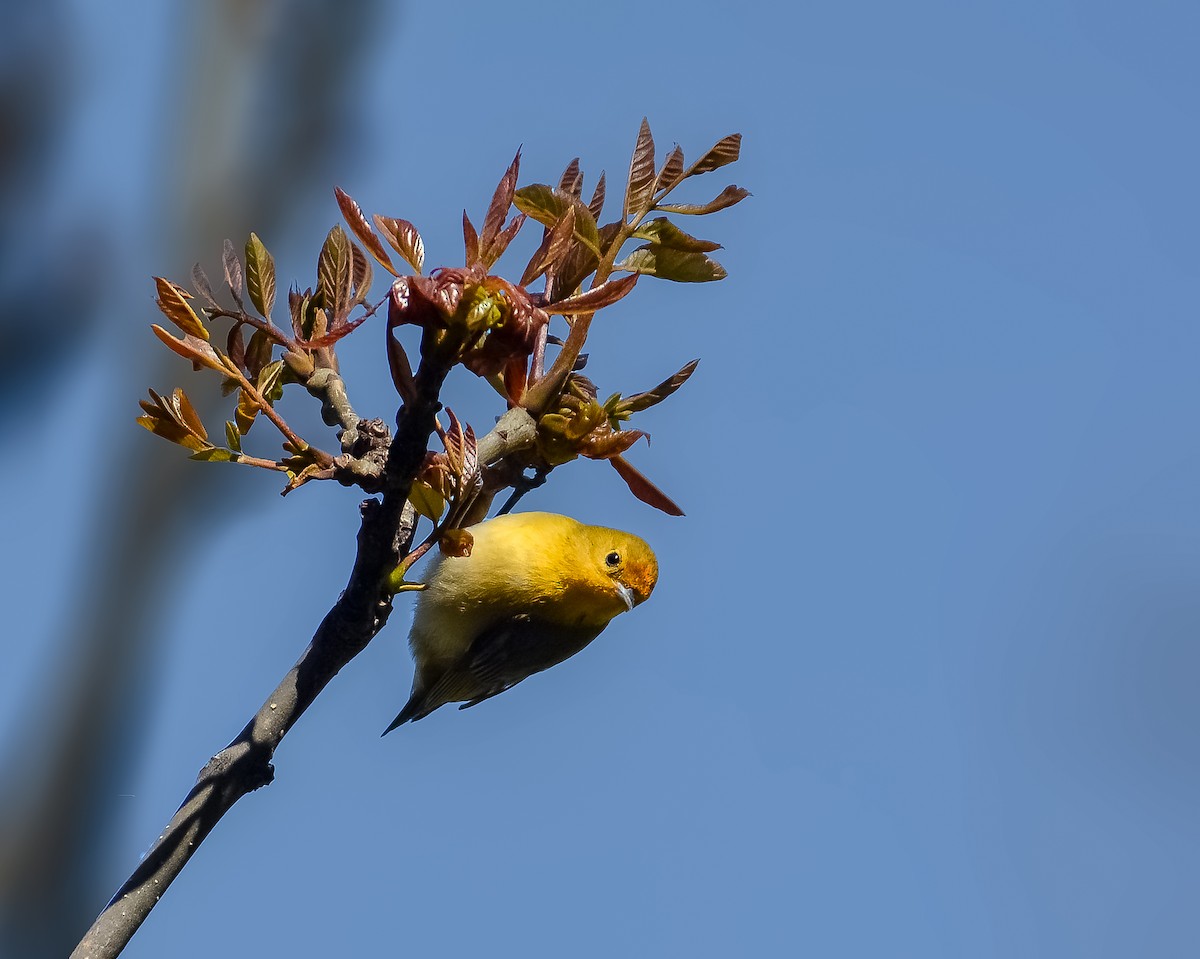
[631, 218, 722, 252]
[616, 246, 727, 282]
[373, 215, 424, 273]
[191, 263, 219, 309]
[610, 455, 685, 516]
[151, 324, 224, 371]
[225, 420, 242, 452]
[235, 389, 259, 434]
[588, 171, 606, 222]
[657, 146, 685, 194]
[624, 118, 656, 221]
[618, 359, 699, 415]
[487, 213, 526, 267]
[245, 328, 273, 380]
[222, 238, 244, 304]
[317, 226, 353, 320]
[189, 448, 238, 463]
[480, 150, 520, 262]
[686, 132, 741, 176]
[137, 388, 212, 452]
[245, 232, 277, 318]
[544, 273, 639, 314]
[351, 242, 373, 305]
[408, 481, 446, 522]
[154, 277, 209, 341]
[513, 184, 601, 256]
[462, 211, 480, 266]
[655, 184, 750, 216]
[257, 359, 284, 402]
[387, 332, 416, 404]
[520, 205, 576, 287]
[558, 157, 583, 198]
[335, 187, 399, 276]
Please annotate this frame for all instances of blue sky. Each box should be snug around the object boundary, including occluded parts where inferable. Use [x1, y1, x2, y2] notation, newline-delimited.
[2, 1, 1198, 956]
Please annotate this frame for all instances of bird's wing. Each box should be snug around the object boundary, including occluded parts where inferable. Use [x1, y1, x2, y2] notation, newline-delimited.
[384, 614, 604, 731]
[463, 613, 603, 691]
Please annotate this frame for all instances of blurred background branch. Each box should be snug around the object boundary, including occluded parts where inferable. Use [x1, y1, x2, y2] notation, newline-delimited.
[0, 2, 386, 955]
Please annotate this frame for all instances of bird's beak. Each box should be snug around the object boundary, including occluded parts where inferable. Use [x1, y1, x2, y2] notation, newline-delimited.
[615, 582, 636, 612]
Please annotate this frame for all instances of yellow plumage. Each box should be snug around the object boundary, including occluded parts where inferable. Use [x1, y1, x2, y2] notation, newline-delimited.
[384, 512, 658, 731]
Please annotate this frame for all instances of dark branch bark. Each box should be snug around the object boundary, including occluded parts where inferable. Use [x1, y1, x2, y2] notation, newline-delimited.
[71, 352, 535, 958]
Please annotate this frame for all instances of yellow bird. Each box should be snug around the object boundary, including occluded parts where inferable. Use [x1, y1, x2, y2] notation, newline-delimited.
[384, 511, 658, 732]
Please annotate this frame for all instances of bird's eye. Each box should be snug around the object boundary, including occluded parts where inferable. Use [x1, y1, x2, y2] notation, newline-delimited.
[605, 551, 621, 567]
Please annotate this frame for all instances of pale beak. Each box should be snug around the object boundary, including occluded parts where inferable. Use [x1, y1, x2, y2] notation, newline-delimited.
[615, 582, 636, 612]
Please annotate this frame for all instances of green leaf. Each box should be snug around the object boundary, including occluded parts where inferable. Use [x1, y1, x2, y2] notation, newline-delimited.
[631, 218, 721, 252]
[317, 226, 353, 320]
[686, 133, 741, 176]
[615, 246, 727, 282]
[655, 184, 750, 216]
[189, 447, 238, 462]
[408, 481, 446, 522]
[225, 420, 242, 451]
[257, 359, 284, 402]
[244, 232, 276, 318]
[624, 118, 656, 221]
[235, 389, 259, 434]
[153, 277, 209, 340]
[513, 184, 601, 256]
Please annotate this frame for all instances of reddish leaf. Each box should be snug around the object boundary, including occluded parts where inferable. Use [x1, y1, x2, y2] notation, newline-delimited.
[588, 171, 606, 221]
[558, 157, 583, 198]
[618, 359, 699, 414]
[387, 332, 416, 404]
[610, 455, 684, 516]
[462, 210, 480, 266]
[296, 310, 370, 348]
[581, 427, 648, 459]
[686, 132, 742, 176]
[544, 273, 638, 315]
[480, 150, 520, 260]
[335, 187, 399, 276]
[227, 324, 246, 372]
[657, 146, 685, 194]
[520, 205, 576, 287]
[373, 215, 425, 274]
[624, 117, 656, 220]
[655, 184, 751, 216]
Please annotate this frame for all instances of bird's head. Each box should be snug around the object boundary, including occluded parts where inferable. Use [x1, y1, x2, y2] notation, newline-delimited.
[590, 529, 658, 617]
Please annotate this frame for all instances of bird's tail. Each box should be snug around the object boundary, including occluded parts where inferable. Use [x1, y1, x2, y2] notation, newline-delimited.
[381, 692, 425, 735]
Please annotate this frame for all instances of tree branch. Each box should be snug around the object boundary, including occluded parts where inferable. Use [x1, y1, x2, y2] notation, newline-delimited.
[71, 362, 536, 959]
